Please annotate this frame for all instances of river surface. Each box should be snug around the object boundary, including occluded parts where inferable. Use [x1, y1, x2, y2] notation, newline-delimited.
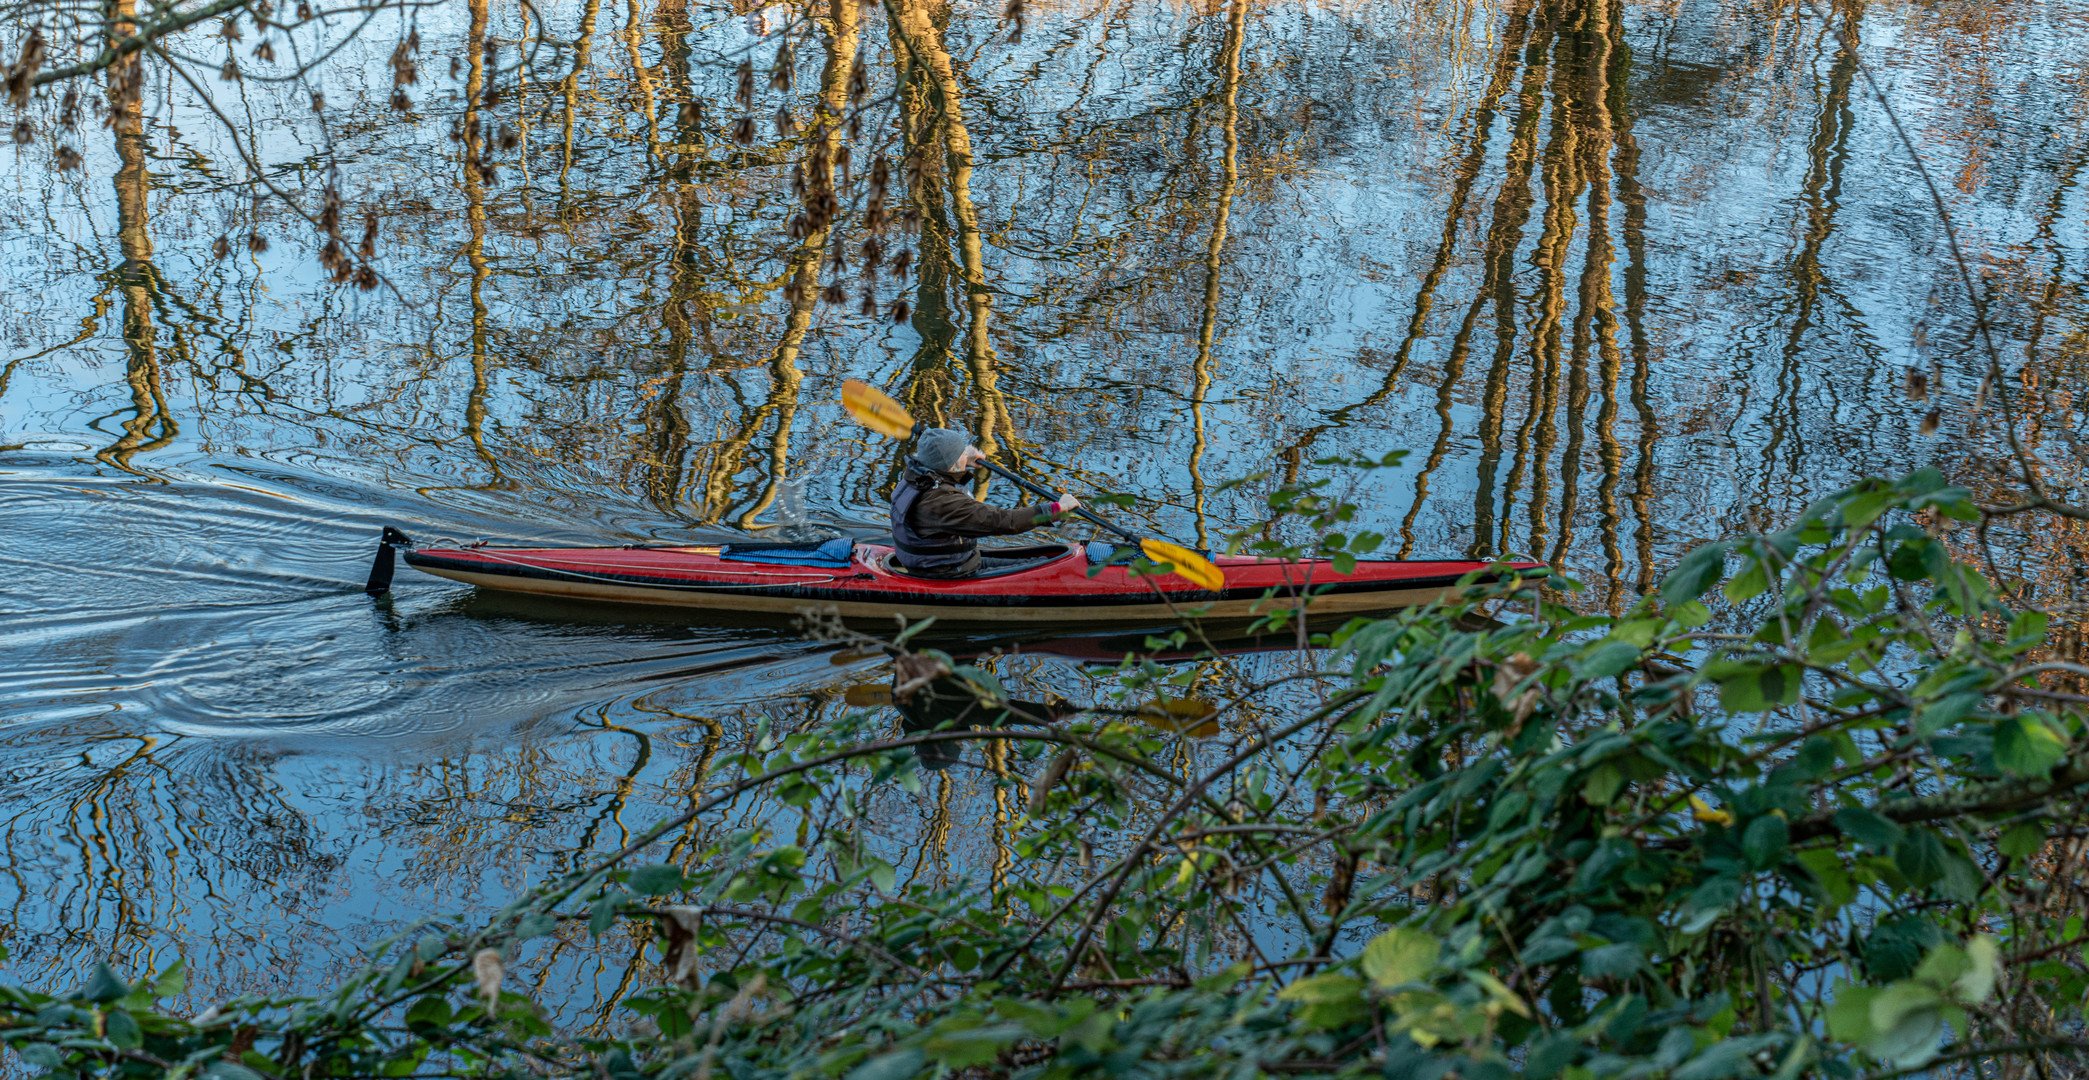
[2, 0, 2086, 1014]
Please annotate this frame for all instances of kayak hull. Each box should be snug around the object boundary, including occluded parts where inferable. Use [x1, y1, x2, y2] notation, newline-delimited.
[398, 540, 1541, 625]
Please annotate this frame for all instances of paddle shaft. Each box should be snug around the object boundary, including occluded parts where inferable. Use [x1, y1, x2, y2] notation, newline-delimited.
[973, 460, 1145, 547]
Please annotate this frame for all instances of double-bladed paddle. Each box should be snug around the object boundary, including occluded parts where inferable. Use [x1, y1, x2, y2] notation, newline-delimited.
[840, 378, 1225, 591]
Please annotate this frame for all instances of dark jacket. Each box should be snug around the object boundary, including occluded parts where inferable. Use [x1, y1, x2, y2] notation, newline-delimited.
[890, 464, 1052, 576]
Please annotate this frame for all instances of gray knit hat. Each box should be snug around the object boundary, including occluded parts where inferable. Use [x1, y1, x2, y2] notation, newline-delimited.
[915, 427, 973, 472]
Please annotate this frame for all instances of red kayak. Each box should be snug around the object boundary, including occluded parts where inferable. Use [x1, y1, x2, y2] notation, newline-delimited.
[372, 531, 1542, 623]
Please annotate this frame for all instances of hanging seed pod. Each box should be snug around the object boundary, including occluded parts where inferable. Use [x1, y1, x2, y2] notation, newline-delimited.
[295, 1, 312, 19]
[9, 119, 28, 145]
[733, 116, 755, 145]
[890, 249, 912, 280]
[865, 199, 885, 232]
[406, 28, 420, 52]
[497, 124, 519, 150]
[221, 16, 242, 41]
[1920, 409, 1941, 436]
[53, 144, 81, 170]
[769, 40, 792, 92]
[1004, 0, 1026, 43]
[476, 161, 499, 185]
[58, 87, 77, 130]
[212, 234, 231, 260]
[389, 89, 411, 113]
[887, 296, 909, 324]
[320, 186, 341, 237]
[449, 56, 461, 80]
[735, 60, 754, 107]
[220, 57, 241, 82]
[821, 281, 845, 305]
[678, 101, 699, 128]
[901, 203, 921, 230]
[1904, 368, 1928, 401]
[8, 28, 44, 108]
[786, 213, 809, 239]
[358, 212, 378, 259]
[773, 104, 795, 138]
[319, 237, 346, 271]
[861, 236, 883, 267]
[869, 156, 889, 197]
[448, 117, 464, 141]
[859, 288, 877, 317]
[310, 91, 326, 113]
[253, 40, 275, 63]
[832, 143, 851, 182]
[828, 247, 847, 275]
[353, 263, 379, 290]
[391, 39, 418, 85]
[847, 53, 867, 103]
[790, 162, 807, 198]
[248, 231, 269, 253]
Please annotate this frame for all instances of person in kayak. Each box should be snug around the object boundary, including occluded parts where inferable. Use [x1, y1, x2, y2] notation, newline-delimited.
[890, 427, 1082, 577]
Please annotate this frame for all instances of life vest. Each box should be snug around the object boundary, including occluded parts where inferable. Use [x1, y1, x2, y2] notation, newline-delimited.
[889, 463, 980, 575]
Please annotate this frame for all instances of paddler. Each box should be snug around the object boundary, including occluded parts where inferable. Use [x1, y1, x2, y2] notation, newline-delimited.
[890, 428, 1082, 578]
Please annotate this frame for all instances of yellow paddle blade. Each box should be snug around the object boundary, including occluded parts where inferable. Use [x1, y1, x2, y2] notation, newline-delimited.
[841, 378, 917, 439]
[1135, 697, 1220, 738]
[844, 684, 895, 707]
[1141, 539, 1224, 591]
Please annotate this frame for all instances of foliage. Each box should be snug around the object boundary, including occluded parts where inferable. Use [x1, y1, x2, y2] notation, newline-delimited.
[5, 467, 2088, 1079]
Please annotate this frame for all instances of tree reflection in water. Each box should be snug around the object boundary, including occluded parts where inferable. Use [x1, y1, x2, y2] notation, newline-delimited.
[1, 0, 2086, 1022]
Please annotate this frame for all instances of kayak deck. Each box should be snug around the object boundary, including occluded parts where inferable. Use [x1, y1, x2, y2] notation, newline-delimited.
[393, 535, 1543, 623]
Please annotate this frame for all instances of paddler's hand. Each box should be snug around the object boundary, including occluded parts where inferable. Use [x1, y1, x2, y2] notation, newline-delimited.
[1049, 492, 1082, 516]
[955, 446, 988, 471]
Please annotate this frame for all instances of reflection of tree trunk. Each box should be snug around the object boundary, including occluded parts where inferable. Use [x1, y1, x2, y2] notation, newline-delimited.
[1547, 0, 1622, 574]
[624, 0, 659, 158]
[97, 1, 177, 475]
[637, 0, 702, 515]
[1469, 26, 1553, 558]
[460, 0, 507, 490]
[559, 0, 606, 193]
[1189, 1, 1246, 551]
[733, 0, 860, 528]
[1589, 0, 1633, 608]
[891, 0, 1011, 493]
[1755, 7, 1859, 504]
[1289, 0, 1536, 498]
[1508, 11, 1590, 558]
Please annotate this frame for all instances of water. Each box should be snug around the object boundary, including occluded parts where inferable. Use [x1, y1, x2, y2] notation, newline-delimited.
[2, 0, 2086, 1012]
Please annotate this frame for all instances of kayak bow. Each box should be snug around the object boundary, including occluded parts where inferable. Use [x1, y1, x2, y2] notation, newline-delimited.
[372, 532, 1545, 624]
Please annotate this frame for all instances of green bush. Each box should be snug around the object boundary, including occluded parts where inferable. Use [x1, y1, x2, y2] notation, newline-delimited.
[5, 468, 2085, 1080]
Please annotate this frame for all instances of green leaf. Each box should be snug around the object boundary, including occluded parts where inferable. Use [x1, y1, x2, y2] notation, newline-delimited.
[1866, 982, 1946, 1067]
[1742, 814, 1790, 869]
[865, 857, 898, 895]
[1360, 927, 1437, 989]
[1895, 830, 1950, 889]
[1580, 943, 1643, 979]
[405, 995, 453, 1029]
[104, 1008, 141, 1050]
[589, 888, 632, 937]
[1718, 665, 1802, 713]
[1278, 974, 1372, 1029]
[1952, 936, 1999, 1004]
[847, 1048, 925, 1080]
[625, 864, 687, 896]
[1993, 715, 2067, 777]
[1575, 641, 1642, 681]
[1661, 543, 1731, 607]
[2000, 822, 2045, 859]
[1723, 563, 1768, 603]
[1833, 807, 1905, 851]
[79, 962, 129, 1003]
[924, 1023, 1022, 1067]
[515, 912, 559, 941]
[1581, 764, 1624, 806]
[205, 1063, 269, 1080]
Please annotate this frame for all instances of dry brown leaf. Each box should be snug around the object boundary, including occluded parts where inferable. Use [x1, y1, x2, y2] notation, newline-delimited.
[472, 948, 503, 1013]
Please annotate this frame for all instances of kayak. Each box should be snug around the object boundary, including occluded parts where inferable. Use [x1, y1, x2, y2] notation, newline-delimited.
[372, 530, 1544, 623]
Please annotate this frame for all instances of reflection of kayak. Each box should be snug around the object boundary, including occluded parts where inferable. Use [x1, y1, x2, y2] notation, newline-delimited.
[383, 533, 1543, 623]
